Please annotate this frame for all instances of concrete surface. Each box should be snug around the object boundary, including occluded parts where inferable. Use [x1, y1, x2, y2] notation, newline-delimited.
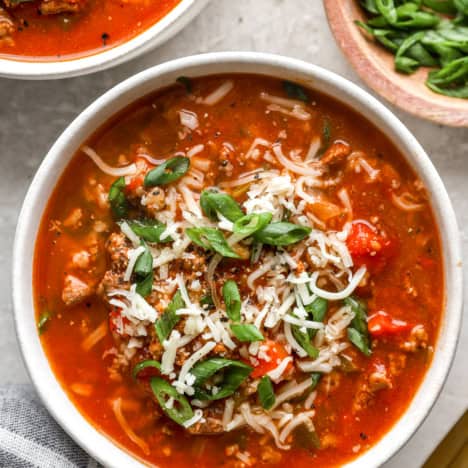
[0, 0, 466, 466]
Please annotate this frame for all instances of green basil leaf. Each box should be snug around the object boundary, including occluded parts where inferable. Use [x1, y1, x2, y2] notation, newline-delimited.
[155, 291, 184, 343]
[150, 377, 193, 425]
[200, 190, 244, 222]
[133, 360, 161, 379]
[186, 227, 241, 258]
[176, 76, 193, 93]
[254, 222, 311, 246]
[292, 323, 319, 359]
[258, 376, 276, 410]
[144, 156, 190, 187]
[109, 177, 128, 218]
[283, 80, 309, 102]
[136, 272, 153, 297]
[191, 357, 252, 400]
[134, 242, 153, 278]
[305, 297, 328, 322]
[37, 311, 50, 335]
[233, 212, 273, 236]
[222, 280, 241, 322]
[230, 324, 264, 342]
[127, 219, 171, 243]
[345, 296, 371, 356]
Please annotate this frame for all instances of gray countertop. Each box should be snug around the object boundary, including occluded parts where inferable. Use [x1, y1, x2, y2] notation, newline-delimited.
[0, 1, 466, 466]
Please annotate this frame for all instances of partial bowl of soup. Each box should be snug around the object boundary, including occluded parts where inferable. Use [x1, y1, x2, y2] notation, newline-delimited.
[0, 0, 209, 79]
[13, 52, 462, 467]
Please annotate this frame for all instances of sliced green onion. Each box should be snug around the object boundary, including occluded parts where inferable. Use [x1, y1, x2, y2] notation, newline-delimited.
[222, 280, 241, 322]
[155, 290, 184, 343]
[345, 296, 371, 356]
[200, 190, 244, 222]
[150, 377, 193, 426]
[230, 324, 264, 342]
[144, 156, 190, 187]
[258, 376, 276, 410]
[283, 80, 309, 102]
[132, 360, 161, 379]
[126, 219, 171, 243]
[186, 227, 241, 258]
[109, 177, 128, 218]
[254, 222, 311, 246]
[37, 312, 50, 335]
[191, 357, 252, 400]
[233, 212, 272, 236]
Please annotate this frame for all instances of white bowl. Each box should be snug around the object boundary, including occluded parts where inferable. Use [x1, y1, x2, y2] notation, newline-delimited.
[13, 52, 463, 467]
[0, 0, 209, 80]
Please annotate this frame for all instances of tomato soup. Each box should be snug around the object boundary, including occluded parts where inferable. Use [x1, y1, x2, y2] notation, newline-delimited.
[0, 0, 180, 60]
[34, 75, 443, 467]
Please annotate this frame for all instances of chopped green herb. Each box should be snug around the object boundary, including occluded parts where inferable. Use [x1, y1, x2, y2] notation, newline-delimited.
[254, 222, 311, 246]
[132, 360, 161, 379]
[233, 212, 272, 236]
[258, 376, 276, 410]
[200, 190, 244, 222]
[150, 377, 193, 426]
[186, 227, 241, 258]
[126, 219, 171, 243]
[191, 357, 252, 400]
[230, 323, 264, 342]
[144, 156, 190, 187]
[108, 177, 128, 218]
[222, 280, 241, 322]
[345, 296, 371, 356]
[155, 291, 184, 342]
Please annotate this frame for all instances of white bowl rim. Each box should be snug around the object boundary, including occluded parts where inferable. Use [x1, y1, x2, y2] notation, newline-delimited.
[12, 51, 463, 468]
[0, 0, 209, 80]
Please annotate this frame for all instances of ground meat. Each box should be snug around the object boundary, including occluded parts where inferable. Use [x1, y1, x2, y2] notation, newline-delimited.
[368, 366, 392, 392]
[39, 0, 87, 14]
[62, 274, 94, 306]
[106, 232, 130, 270]
[400, 325, 428, 352]
[187, 407, 225, 435]
[0, 7, 14, 41]
[320, 141, 351, 167]
[140, 188, 166, 216]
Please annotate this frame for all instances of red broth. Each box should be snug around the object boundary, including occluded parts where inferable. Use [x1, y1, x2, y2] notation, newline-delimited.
[34, 75, 443, 467]
[0, 0, 180, 60]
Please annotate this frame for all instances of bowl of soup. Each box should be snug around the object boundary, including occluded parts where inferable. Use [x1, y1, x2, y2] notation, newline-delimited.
[13, 52, 462, 467]
[0, 0, 209, 79]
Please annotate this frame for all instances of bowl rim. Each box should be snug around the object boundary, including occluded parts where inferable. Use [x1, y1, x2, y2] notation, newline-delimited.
[12, 51, 463, 468]
[0, 0, 210, 80]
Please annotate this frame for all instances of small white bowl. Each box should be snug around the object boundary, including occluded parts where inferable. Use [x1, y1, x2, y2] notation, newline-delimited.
[0, 0, 209, 80]
[13, 52, 463, 467]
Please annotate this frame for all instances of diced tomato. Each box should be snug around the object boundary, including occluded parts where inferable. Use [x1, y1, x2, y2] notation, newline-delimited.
[346, 222, 397, 273]
[250, 340, 293, 379]
[125, 157, 152, 193]
[368, 311, 412, 337]
[109, 309, 129, 335]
